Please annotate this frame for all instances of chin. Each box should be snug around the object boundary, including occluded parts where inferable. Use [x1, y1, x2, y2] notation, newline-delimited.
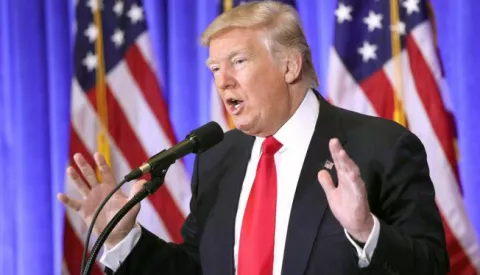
[235, 123, 252, 134]
[233, 115, 269, 136]
[234, 119, 255, 135]
[237, 123, 269, 137]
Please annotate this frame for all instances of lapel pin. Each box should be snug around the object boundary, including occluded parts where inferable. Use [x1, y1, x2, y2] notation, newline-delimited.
[324, 160, 334, 170]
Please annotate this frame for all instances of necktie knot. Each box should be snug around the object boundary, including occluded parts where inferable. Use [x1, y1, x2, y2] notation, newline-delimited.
[262, 136, 282, 155]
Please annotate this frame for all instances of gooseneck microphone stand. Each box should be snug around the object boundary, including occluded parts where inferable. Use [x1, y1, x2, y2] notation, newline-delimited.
[81, 167, 168, 275]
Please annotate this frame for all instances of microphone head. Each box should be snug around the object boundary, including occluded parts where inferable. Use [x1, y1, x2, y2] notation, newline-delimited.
[188, 121, 224, 153]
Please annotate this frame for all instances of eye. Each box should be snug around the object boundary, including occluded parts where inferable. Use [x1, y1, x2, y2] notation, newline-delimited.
[234, 58, 246, 65]
[210, 66, 219, 73]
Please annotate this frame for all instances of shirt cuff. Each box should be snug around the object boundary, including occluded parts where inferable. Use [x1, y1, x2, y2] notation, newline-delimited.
[99, 223, 142, 272]
[344, 214, 380, 268]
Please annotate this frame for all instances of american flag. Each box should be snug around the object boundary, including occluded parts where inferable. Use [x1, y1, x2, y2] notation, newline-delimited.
[63, 0, 191, 274]
[327, 0, 480, 273]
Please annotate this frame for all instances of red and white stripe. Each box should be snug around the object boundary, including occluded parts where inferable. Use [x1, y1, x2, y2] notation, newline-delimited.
[63, 33, 191, 274]
[327, 21, 480, 274]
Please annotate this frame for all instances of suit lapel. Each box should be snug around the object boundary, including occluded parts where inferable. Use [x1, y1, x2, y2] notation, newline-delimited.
[281, 95, 347, 275]
[207, 133, 254, 275]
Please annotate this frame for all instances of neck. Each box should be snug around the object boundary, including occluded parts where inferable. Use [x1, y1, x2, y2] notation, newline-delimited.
[287, 84, 309, 119]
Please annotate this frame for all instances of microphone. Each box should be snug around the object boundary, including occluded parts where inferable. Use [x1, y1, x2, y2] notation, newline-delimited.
[124, 121, 224, 181]
[83, 122, 223, 275]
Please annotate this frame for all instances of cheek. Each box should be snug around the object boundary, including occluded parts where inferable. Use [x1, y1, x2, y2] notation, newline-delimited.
[237, 63, 284, 110]
[238, 66, 261, 88]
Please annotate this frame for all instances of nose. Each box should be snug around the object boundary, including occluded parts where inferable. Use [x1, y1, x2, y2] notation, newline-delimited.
[215, 68, 236, 91]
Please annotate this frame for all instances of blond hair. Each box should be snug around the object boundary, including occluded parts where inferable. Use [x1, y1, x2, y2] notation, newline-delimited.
[201, 1, 319, 88]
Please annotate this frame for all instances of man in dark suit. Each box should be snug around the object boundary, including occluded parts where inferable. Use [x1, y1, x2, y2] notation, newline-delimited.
[57, 1, 449, 274]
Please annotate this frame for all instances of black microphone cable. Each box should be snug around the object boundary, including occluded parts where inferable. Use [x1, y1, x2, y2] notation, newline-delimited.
[82, 169, 167, 275]
[80, 177, 128, 273]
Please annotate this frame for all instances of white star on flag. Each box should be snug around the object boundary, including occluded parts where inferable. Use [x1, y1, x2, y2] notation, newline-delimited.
[335, 3, 353, 24]
[391, 21, 406, 35]
[403, 0, 420, 15]
[113, 1, 124, 17]
[127, 4, 144, 24]
[112, 28, 125, 47]
[86, 0, 103, 13]
[358, 41, 378, 62]
[363, 11, 383, 32]
[84, 23, 98, 43]
[82, 52, 97, 72]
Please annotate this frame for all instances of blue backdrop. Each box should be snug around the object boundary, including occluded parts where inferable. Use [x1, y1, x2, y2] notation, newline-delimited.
[0, 0, 479, 274]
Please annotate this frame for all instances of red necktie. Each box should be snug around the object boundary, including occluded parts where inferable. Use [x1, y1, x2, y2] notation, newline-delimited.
[238, 136, 282, 275]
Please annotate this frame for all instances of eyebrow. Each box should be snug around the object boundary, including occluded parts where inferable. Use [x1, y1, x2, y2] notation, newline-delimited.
[205, 49, 249, 67]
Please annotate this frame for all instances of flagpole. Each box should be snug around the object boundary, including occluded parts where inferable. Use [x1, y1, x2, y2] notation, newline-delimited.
[390, 0, 407, 127]
[80, 0, 113, 271]
[93, 0, 112, 172]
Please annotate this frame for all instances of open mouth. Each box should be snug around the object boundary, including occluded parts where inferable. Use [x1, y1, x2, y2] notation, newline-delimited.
[226, 98, 245, 115]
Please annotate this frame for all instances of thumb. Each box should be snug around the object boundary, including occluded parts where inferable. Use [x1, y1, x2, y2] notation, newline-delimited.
[318, 170, 335, 194]
[129, 179, 147, 199]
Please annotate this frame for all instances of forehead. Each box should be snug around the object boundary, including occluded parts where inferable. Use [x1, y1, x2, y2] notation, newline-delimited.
[208, 28, 266, 61]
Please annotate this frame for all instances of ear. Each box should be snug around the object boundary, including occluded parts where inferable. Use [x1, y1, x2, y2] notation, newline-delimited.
[284, 49, 302, 84]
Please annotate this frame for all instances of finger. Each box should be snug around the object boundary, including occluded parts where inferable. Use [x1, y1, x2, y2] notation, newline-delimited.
[94, 152, 116, 185]
[57, 193, 82, 212]
[129, 179, 147, 199]
[318, 170, 335, 194]
[329, 138, 345, 171]
[338, 149, 361, 182]
[74, 153, 98, 187]
[67, 166, 90, 198]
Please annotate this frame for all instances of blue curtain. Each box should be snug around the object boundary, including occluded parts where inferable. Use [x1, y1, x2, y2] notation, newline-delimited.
[0, 0, 72, 274]
[0, 0, 479, 274]
[430, 0, 480, 229]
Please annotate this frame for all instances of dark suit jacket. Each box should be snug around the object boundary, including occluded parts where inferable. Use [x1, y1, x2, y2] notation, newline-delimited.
[110, 94, 449, 275]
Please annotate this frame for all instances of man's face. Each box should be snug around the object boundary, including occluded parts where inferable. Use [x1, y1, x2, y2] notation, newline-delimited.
[207, 27, 292, 136]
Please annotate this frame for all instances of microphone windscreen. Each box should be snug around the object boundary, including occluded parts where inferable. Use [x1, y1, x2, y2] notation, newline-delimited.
[189, 121, 224, 153]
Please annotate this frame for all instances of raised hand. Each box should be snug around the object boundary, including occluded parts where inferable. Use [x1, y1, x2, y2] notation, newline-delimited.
[57, 152, 144, 248]
[318, 138, 374, 243]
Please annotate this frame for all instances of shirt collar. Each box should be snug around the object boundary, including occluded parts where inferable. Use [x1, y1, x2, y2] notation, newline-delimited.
[252, 89, 320, 157]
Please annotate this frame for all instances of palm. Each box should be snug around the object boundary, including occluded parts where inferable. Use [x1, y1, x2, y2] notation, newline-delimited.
[323, 169, 369, 232]
[318, 139, 373, 242]
[81, 182, 140, 239]
[57, 153, 143, 247]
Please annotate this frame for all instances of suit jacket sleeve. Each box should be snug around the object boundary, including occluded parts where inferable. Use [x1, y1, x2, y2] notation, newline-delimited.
[362, 130, 450, 275]
[108, 155, 203, 275]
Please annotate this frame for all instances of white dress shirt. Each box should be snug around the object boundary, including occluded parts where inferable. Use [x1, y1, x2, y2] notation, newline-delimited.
[100, 89, 380, 272]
